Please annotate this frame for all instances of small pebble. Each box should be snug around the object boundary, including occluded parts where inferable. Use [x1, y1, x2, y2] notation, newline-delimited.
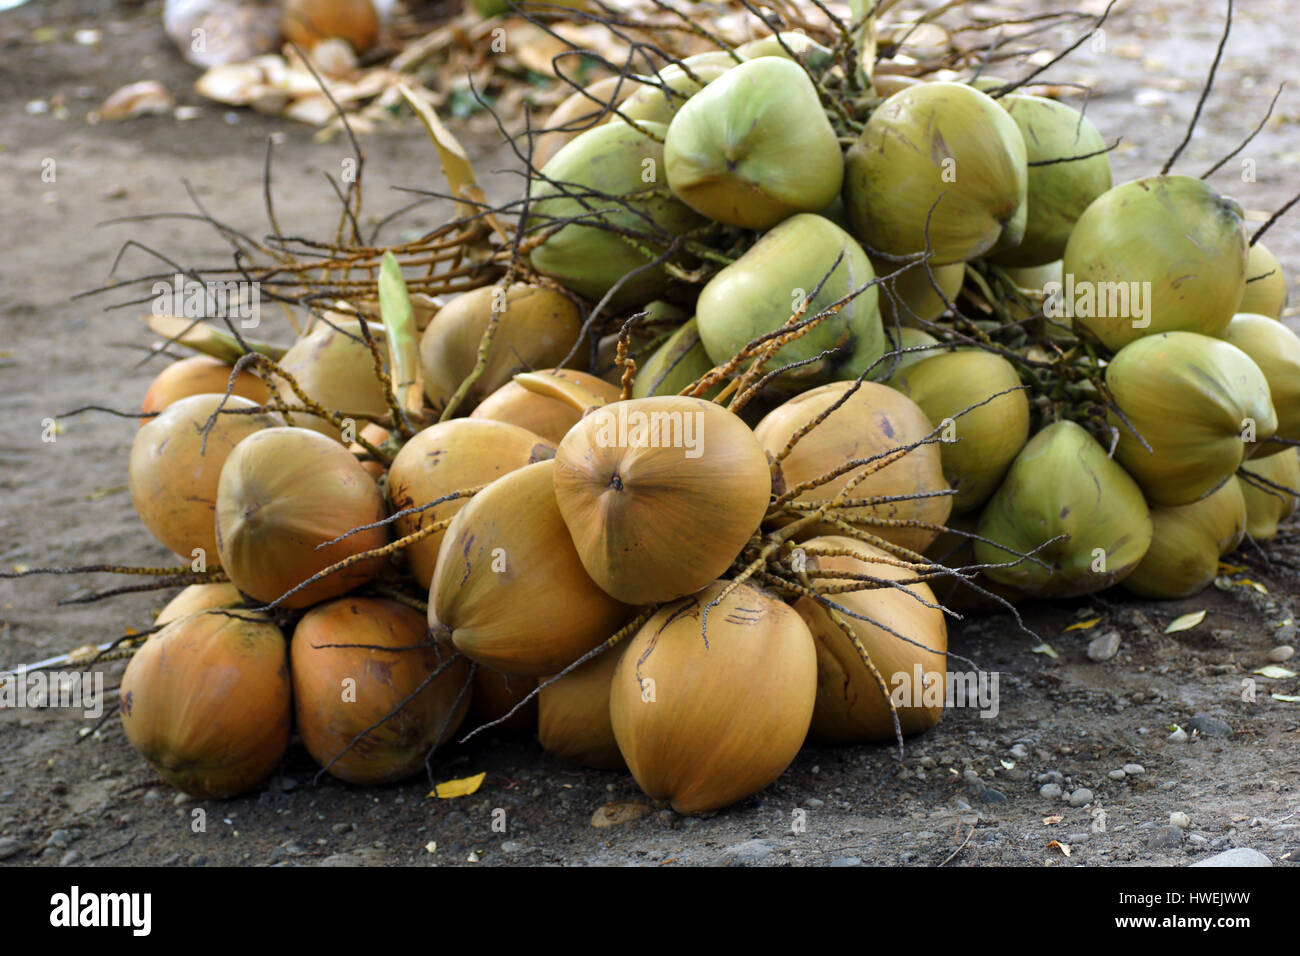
[1087, 631, 1121, 662]
[1189, 834, 1208, 846]
[805, 797, 824, 809]
[1147, 825, 1184, 849]
[1122, 763, 1146, 776]
[280, 777, 298, 793]
[0, 790, 15, 803]
[1168, 727, 1188, 743]
[1109, 769, 1127, 781]
[189, 854, 207, 867]
[1066, 832, 1091, 844]
[918, 756, 936, 769]
[1170, 811, 1190, 829]
[172, 792, 193, 806]
[142, 790, 162, 804]
[59, 850, 82, 866]
[1009, 744, 1029, 760]
[1039, 783, 1063, 799]
[1266, 645, 1295, 663]
[0, 837, 22, 861]
[501, 841, 522, 854]
[1187, 714, 1232, 738]
[46, 829, 71, 849]
[962, 769, 981, 785]
[830, 856, 862, 867]
[331, 823, 353, 834]
[978, 787, 1007, 804]
[284, 841, 309, 857]
[1275, 623, 1297, 643]
[1037, 770, 1064, 785]
[1068, 788, 1093, 807]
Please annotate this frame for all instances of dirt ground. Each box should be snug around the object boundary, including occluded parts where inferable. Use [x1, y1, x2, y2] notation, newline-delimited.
[1, 0, 1298, 868]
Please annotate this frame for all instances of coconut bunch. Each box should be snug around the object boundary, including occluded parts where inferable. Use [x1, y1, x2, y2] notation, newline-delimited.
[15, 0, 1299, 815]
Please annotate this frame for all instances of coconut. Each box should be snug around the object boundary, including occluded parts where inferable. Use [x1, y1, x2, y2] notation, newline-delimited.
[140, 355, 268, 423]
[527, 121, 705, 307]
[552, 396, 771, 604]
[430, 459, 628, 677]
[843, 82, 1028, 264]
[988, 95, 1111, 267]
[1062, 176, 1248, 350]
[793, 536, 947, 743]
[1238, 241, 1289, 320]
[608, 580, 817, 815]
[1238, 449, 1300, 541]
[349, 422, 391, 480]
[664, 57, 843, 229]
[1107, 332, 1277, 506]
[695, 213, 885, 389]
[469, 667, 538, 734]
[120, 610, 290, 798]
[631, 318, 721, 399]
[129, 393, 280, 561]
[923, 512, 1024, 612]
[537, 643, 627, 770]
[470, 368, 620, 444]
[1121, 479, 1246, 599]
[534, 76, 625, 169]
[886, 349, 1030, 513]
[282, 0, 379, 54]
[975, 420, 1152, 596]
[872, 257, 965, 327]
[1215, 313, 1300, 449]
[154, 583, 244, 628]
[418, 283, 583, 413]
[736, 32, 834, 68]
[616, 51, 740, 126]
[386, 418, 554, 590]
[877, 327, 942, 380]
[592, 300, 689, 387]
[291, 597, 473, 785]
[215, 426, 389, 609]
[275, 319, 391, 441]
[754, 380, 951, 554]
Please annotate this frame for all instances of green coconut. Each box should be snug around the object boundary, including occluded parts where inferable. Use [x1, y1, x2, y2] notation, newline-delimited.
[872, 257, 965, 327]
[877, 326, 941, 379]
[1238, 241, 1289, 320]
[695, 213, 884, 389]
[843, 82, 1028, 265]
[1121, 479, 1246, 599]
[1107, 331, 1277, 507]
[736, 32, 835, 69]
[419, 283, 583, 412]
[615, 51, 740, 126]
[664, 57, 843, 230]
[1216, 312, 1300, 449]
[923, 511, 1024, 612]
[1061, 175, 1248, 350]
[988, 95, 1111, 268]
[632, 317, 722, 398]
[1238, 449, 1300, 541]
[975, 420, 1153, 597]
[528, 121, 705, 307]
[887, 349, 1030, 514]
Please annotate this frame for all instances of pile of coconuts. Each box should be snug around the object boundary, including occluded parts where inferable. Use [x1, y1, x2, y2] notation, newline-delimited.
[25, 1, 1300, 816]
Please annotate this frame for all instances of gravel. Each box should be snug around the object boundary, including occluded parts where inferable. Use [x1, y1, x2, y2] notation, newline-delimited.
[1122, 763, 1146, 776]
[1266, 645, 1295, 663]
[715, 839, 774, 867]
[1169, 811, 1191, 829]
[1087, 631, 1122, 662]
[1187, 714, 1232, 737]
[0, 837, 23, 861]
[1068, 788, 1094, 807]
[1189, 847, 1271, 867]
[1040, 783, 1063, 799]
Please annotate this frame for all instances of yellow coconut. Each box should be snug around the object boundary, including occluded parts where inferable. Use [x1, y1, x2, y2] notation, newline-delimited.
[1237, 241, 1289, 320]
[1215, 313, 1300, 449]
[537, 643, 628, 770]
[552, 396, 772, 604]
[608, 580, 817, 815]
[154, 583, 245, 628]
[129, 394, 280, 561]
[470, 368, 620, 444]
[386, 418, 554, 589]
[793, 536, 947, 743]
[419, 283, 583, 414]
[1238, 449, 1300, 540]
[430, 459, 629, 677]
[274, 319, 391, 441]
[753, 381, 952, 553]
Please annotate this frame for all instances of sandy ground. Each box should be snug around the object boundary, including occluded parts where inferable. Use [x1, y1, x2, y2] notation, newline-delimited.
[1, 0, 1298, 868]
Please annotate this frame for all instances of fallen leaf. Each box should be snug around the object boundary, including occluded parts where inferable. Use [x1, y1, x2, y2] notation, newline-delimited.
[1218, 562, 1248, 574]
[1047, 840, 1071, 857]
[430, 771, 485, 799]
[1164, 610, 1206, 634]
[424, 841, 437, 854]
[1000, 759, 1014, 770]
[1032, 643, 1059, 659]
[1253, 665, 1297, 679]
[1065, 617, 1101, 632]
[91, 81, 173, 122]
[1042, 814, 1064, 825]
[1240, 579, 1269, 594]
[1271, 694, 1300, 703]
[591, 801, 652, 828]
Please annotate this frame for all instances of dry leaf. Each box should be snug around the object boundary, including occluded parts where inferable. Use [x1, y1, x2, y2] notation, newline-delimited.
[92, 81, 174, 122]
[1164, 610, 1206, 634]
[430, 771, 486, 799]
[1047, 840, 1071, 857]
[1253, 665, 1297, 680]
[1042, 814, 1064, 825]
[591, 801, 653, 828]
[1065, 617, 1102, 631]
[1271, 694, 1300, 703]
[1032, 643, 1059, 659]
